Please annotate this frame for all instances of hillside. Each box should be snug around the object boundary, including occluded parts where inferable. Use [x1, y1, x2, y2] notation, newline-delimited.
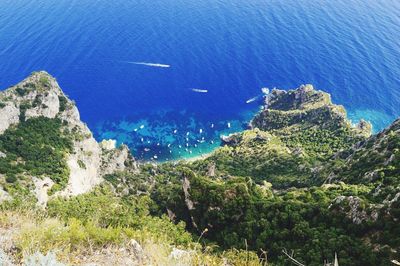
[0, 73, 399, 265]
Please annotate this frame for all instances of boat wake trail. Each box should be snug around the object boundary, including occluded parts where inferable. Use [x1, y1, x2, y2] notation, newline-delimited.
[123, 61, 171, 68]
[191, 88, 208, 93]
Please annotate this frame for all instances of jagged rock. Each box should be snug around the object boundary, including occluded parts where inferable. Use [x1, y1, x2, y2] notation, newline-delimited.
[0, 104, 19, 134]
[0, 71, 138, 201]
[25, 251, 65, 266]
[128, 239, 143, 259]
[0, 186, 12, 203]
[167, 208, 177, 221]
[182, 176, 198, 229]
[220, 133, 241, 146]
[32, 177, 54, 208]
[329, 196, 379, 224]
[169, 247, 193, 261]
[252, 84, 371, 137]
[183, 177, 194, 210]
[325, 117, 400, 184]
[0, 151, 5, 158]
[100, 139, 117, 150]
[0, 249, 13, 266]
[101, 144, 137, 176]
[356, 119, 372, 136]
[207, 162, 216, 177]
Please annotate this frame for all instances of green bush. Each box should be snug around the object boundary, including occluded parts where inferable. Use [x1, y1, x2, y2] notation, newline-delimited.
[0, 117, 72, 190]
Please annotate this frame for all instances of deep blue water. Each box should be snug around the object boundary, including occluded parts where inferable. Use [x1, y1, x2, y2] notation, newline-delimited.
[0, 0, 399, 161]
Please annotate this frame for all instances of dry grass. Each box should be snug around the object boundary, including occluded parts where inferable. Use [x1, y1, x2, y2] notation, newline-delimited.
[0, 210, 262, 265]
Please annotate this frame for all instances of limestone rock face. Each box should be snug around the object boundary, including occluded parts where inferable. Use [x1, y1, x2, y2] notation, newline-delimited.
[33, 177, 54, 208]
[0, 185, 12, 203]
[101, 144, 137, 176]
[0, 104, 19, 134]
[0, 71, 137, 202]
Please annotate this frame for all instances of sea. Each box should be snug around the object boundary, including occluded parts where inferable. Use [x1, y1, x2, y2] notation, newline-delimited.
[0, 0, 399, 161]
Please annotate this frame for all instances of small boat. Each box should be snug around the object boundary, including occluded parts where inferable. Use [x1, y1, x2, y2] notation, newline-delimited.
[227, 122, 231, 128]
[140, 125, 145, 129]
[199, 129, 203, 134]
[173, 129, 178, 134]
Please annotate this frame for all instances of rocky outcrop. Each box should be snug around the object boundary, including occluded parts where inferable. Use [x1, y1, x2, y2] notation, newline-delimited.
[33, 177, 54, 208]
[100, 142, 137, 176]
[252, 84, 372, 137]
[0, 72, 137, 203]
[329, 196, 380, 224]
[0, 186, 11, 203]
[325, 118, 400, 185]
[0, 104, 19, 134]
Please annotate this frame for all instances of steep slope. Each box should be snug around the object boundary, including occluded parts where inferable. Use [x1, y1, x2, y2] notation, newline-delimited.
[189, 85, 371, 188]
[0, 72, 136, 206]
[0, 74, 399, 265]
[326, 118, 400, 186]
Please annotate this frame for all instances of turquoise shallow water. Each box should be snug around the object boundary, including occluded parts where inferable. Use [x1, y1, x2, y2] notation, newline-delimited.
[0, 0, 399, 160]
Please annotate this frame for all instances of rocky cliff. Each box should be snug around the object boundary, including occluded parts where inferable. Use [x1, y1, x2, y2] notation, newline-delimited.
[0, 72, 136, 206]
[0, 74, 399, 265]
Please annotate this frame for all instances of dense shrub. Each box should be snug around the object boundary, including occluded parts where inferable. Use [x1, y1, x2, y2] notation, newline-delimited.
[0, 117, 72, 190]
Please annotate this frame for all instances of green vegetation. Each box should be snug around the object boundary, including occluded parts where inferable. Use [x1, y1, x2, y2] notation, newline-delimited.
[58, 95, 68, 112]
[0, 117, 72, 191]
[1, 185, 260, 265]
[140, 166, 391, 266]
[0, 76, 398, 265]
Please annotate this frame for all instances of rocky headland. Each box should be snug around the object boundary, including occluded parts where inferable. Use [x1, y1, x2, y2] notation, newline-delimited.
[0, 72, 399, 265]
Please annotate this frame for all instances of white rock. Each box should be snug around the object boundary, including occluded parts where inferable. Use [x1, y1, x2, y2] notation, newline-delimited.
[0, 104, 19, 134]
[33, 177, 54, 208]
[169, 247, 192, 260]
[0, 186, 12, 203]
[100, 139, 117, 150]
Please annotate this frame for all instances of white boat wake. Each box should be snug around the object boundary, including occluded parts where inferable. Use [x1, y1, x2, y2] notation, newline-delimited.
[191, 88, 208, 93]
[123, 61, 171, 68]
[246, 95, 260, 104]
